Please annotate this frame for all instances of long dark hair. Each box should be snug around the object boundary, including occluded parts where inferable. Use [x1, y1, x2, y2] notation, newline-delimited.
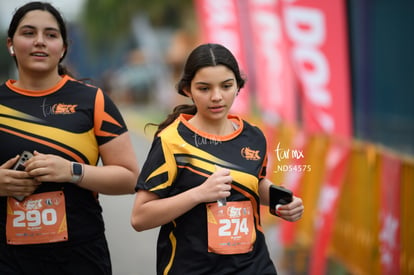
[7, 1, 70, 75]
[149, 43, 246, 137]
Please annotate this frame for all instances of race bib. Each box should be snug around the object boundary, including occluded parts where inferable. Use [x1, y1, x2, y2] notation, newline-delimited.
[6, 191, 68, 245]
[206, 201, 256, 255]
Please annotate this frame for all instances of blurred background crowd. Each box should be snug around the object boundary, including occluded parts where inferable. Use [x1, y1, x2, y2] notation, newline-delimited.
[1, 0, 200, 111]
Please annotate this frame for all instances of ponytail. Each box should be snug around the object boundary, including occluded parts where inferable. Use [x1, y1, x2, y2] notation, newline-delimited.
[146, 104, 197, 138]
[58, 64, 73, 77]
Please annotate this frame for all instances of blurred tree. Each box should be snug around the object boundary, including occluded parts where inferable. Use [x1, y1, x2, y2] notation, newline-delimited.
[0, 34, 14, 82]
[81, 0, 195, 46]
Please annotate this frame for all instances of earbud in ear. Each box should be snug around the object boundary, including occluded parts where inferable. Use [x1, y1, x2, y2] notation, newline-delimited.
[9, 46, 14, 55]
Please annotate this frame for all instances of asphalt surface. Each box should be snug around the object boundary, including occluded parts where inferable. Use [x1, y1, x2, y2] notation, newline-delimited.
[100, 105, 159, 275]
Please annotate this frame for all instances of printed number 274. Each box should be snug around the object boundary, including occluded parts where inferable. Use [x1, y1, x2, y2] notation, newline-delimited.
[218, 218, 249, 236]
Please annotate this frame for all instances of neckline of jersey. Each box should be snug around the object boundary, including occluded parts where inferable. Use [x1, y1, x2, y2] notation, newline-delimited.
[5, 75, 70, 97]
[179, 113, 243, 142]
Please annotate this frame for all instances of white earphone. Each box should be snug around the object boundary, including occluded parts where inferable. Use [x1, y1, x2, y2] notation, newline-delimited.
[9, 46, 14, 55]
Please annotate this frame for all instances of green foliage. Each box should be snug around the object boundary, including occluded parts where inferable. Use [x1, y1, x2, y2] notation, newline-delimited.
[81, 0, 194, 45]
[0, 33, 14, 82]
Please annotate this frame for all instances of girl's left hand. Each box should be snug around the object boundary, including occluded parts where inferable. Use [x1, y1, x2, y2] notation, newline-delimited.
[275, 196, 304, 222]
[25, 151, 72, 183]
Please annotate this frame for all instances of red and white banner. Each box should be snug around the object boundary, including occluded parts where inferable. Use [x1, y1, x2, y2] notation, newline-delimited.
[246, 0, 297, 124]
[281, 0, 352, 137]
[379, 153, 401, 275]
[194, 0, 352, 135]
[194, 0, 250, 116]
[309, 141, 350, 275]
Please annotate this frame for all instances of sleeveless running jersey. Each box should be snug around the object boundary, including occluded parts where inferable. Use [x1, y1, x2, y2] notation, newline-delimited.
[0, 75, 128, 245]
[136, 114, 277, 275]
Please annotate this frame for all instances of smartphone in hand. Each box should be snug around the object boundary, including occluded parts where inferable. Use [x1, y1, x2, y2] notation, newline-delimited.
[269, 185, 293, 216]
[12, 151, 34, 201]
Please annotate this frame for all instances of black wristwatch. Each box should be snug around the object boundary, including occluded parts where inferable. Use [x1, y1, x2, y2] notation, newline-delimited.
[70, 162, 84, 184]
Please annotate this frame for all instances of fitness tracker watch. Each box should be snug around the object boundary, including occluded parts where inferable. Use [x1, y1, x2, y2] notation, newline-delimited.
[70, 162, 84, 184]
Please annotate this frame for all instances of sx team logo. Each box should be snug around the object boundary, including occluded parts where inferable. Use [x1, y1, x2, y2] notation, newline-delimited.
[274, 142, 311, 173]
[52, 103, 77, 114]
[227, 206, 250, 218]
[41, 98, 77, 117]
[23, 199, 43, 210]
[241, 147, 261, 161]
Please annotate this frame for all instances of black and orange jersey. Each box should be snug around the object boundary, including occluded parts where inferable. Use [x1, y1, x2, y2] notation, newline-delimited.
[136, 114, 277, 275]
[0, 75, 128, 244]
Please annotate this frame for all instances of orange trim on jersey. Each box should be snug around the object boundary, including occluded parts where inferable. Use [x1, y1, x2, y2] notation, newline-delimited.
[259, 154, 268, 179]
[231, 184, 263, 233]
[179, 114, 243, 142]
[94, 89, 122, 137]
[0, 127, 83, 163]
[5, 75, 70, 97]
[177, 164, 210, 178]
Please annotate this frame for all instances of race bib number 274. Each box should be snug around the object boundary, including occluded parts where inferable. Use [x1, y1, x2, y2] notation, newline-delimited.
[206, 201, 256, 255]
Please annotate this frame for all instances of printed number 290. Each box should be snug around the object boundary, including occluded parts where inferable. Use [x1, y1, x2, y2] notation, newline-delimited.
[218, 218, 249, 236]
[13, 209, 57, 227]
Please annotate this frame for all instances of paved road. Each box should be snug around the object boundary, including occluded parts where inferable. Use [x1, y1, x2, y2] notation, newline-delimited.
[99, 105, 284, 275]
[100, 106, 159, 275]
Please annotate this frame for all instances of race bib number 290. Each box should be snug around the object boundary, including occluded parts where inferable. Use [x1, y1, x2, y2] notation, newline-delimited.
[6, 191, 68, 245]
[206, 201, 256, 255]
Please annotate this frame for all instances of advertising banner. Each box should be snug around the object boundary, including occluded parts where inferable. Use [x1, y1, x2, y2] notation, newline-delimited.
[282, 0, 352, 137]
[309, 141, 350, 275]
[194, 0, 250, 116]
[246, 0, 297, 124]
[379, 153, 401, 275]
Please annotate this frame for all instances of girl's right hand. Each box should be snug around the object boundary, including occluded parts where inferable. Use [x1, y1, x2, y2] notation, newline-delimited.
[0, 156, 40, 198]
[197, 166, 233, 203]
